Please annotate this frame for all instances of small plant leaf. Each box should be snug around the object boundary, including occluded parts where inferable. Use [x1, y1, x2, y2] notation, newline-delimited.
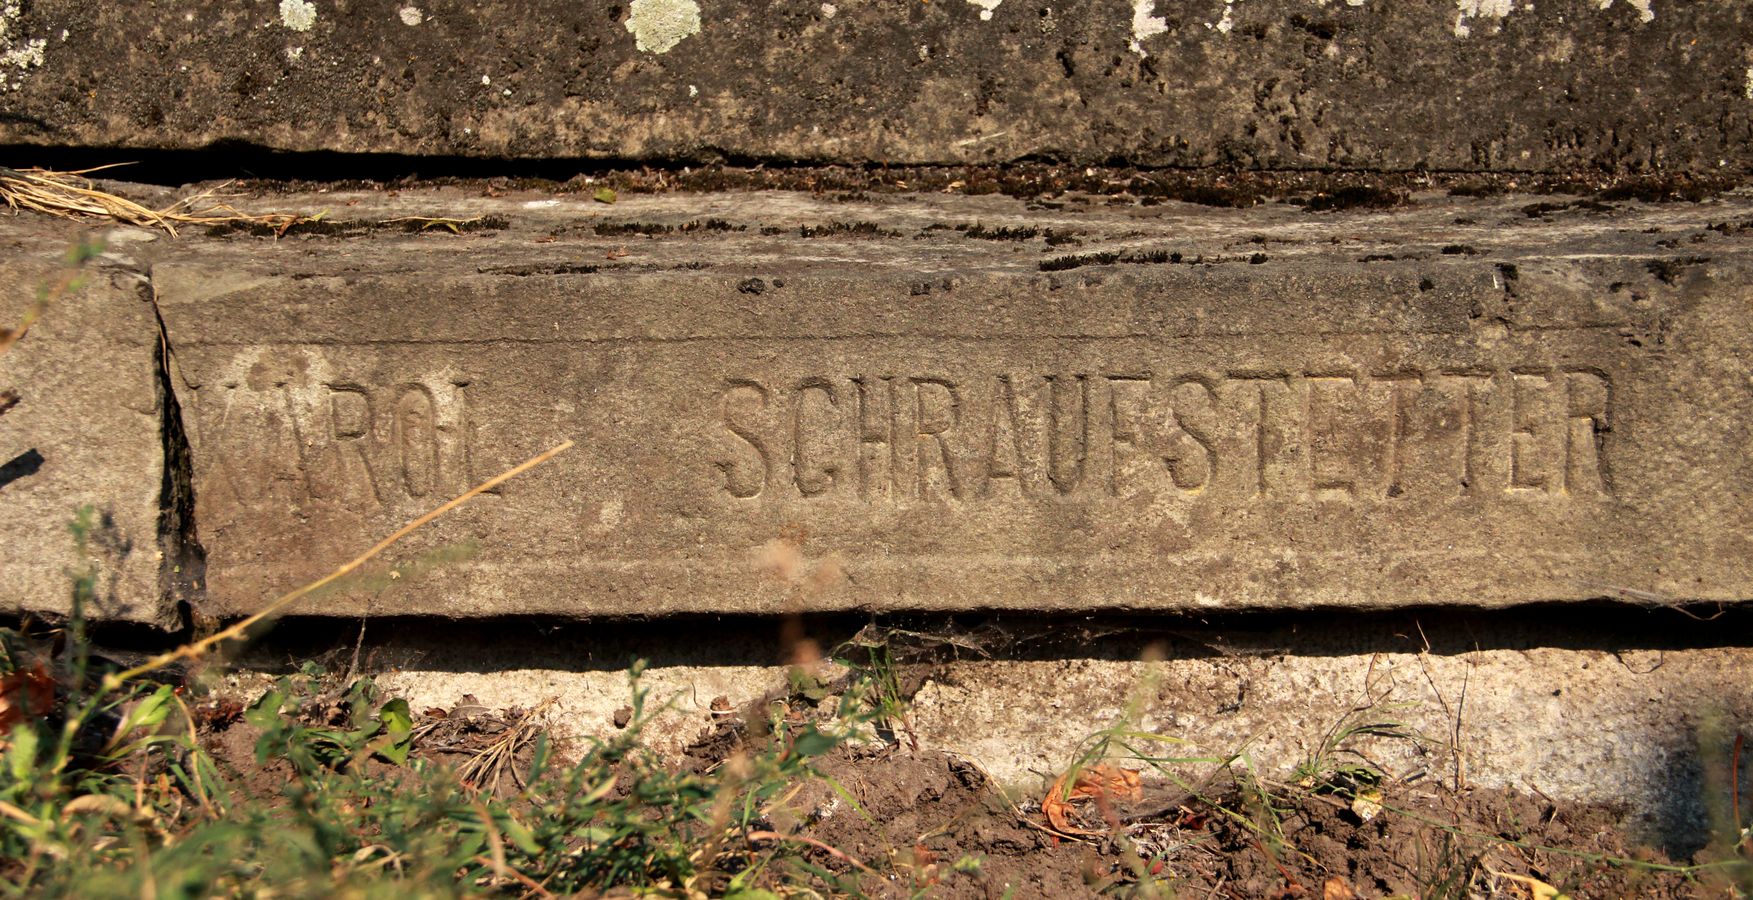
[108, 684, 175, 753]
[790, 725, 841, 758]
[6, 723, 38, 780]
[244, 688, 286, 729]
[500, 812, 543, 855]
[1349, 787, 1384, 823]
[375, 698, 414, 765]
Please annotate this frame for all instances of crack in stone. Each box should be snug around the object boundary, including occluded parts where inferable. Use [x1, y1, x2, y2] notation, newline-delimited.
[147, 278, 207, 636]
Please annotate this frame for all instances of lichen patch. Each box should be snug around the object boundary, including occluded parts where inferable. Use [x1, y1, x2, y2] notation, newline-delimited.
[1597, 0, 1656, 24]
[967, 0, 1002, 21]
[398, 6, 424, 26]
[0, 0, 46, 91]
[1453, 0, 1513, 39]
[1129, 0, 1168, 55]
[1460, 0, 1655, 38]
[279, 0, 317, 32]
[1214, 0, 1235, 35]
[624, 0, 701, 55]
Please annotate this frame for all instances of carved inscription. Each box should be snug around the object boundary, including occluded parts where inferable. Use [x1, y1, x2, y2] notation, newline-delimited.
[190, 370, 489, 513]
[714, 369, 1613, 503]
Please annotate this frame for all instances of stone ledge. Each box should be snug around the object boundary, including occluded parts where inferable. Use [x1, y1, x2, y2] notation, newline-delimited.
[208, 609, 1753, 854]
[109, 188, 1753, 618]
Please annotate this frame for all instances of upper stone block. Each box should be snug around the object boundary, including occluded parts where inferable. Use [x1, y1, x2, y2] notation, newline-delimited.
[2, 0, 1749, 172]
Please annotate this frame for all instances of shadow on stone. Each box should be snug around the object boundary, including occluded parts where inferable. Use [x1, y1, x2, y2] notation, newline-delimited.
[0, 447, 44, 490]
[197, 602, 1753, 674]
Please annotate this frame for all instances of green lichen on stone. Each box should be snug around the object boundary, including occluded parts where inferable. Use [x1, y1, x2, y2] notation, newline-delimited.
[279, 0, 316, 33]
[0, 0, 46, 91]
[624, 0, 701, 55]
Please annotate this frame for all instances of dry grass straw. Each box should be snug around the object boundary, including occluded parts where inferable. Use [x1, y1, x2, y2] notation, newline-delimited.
[100, 439, 575, 691]
[0, 165, 303, 236]
[452, 699, 556, 795]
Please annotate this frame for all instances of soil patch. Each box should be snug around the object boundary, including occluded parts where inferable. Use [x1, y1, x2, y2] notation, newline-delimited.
[772, 750, 1727, 898]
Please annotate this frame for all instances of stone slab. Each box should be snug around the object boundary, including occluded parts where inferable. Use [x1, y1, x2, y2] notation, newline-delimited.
[145, 189, 1753, 617]
[2, 1, 1750, 172]
[210, 607, 1753, 849]
[349, 629, 1753, 852]
[0, 223, 169, 626]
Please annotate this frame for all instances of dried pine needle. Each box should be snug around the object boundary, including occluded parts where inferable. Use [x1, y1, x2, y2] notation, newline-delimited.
[0, 165, 303, 236]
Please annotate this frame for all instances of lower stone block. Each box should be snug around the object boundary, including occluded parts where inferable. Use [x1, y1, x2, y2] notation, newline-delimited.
[147, 192, 1753, 617]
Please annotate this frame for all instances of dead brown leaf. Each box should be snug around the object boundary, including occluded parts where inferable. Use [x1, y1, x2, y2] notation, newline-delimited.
[0, 663, 55, 732]
[1042, 764, 1143, 835]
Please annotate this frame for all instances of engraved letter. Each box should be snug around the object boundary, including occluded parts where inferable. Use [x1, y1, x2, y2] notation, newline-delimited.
[855, 376, 896, 501]
[1435, 372, 1498, 497]
[394, 385, 440, 499]
[1374, 375, 1420, 499]
[1105, 374, 1151, 496]
[321, 384, 382, 506]
[1306, 376, 1359, 501]
[1509, 372, 1561, 495]
[1046, 374, 1089, 495]
[452, 380, 496, 495]
[1163, 378, 1218, 493]
[717, 379, 769, 499]
[1564, 370, 1612, 496]
[984, 375, 1028, 498]
[1224, 375, 1304, 499]
[792, 378, 841, 497]
[913, 377, 963, 500]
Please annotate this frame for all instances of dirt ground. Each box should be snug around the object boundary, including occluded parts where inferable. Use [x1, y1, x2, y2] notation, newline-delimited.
[798, 749, 1725, 899]
[187, 682, 1747, 899]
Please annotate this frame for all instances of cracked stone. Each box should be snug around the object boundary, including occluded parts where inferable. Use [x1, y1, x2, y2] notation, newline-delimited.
[0, 222, 171, 626]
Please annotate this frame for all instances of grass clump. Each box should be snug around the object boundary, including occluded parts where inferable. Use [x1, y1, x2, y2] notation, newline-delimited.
[0, 436, 879, 896]
[0, 602, 884, 898]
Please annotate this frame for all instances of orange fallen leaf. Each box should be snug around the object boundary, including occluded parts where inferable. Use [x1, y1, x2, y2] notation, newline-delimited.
[1323, 876, 1358, 900]
[1492, 871, 1569, 900]
[1042, 764, 1143, 835]
[0, 663, 55, 731]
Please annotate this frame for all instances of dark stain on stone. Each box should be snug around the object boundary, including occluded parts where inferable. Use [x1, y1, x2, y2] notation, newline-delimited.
[1646, 257, 1711, 286]
[798, 222, 904, 239]
[1303, 186, 1406, 212]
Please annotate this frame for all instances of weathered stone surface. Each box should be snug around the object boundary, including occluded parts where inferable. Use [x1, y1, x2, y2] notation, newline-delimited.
[347, 622, 1753, 850]
[0, 223, 168, 626]
[140, 189, 1753, 617]
[2, 1, 1750, 172]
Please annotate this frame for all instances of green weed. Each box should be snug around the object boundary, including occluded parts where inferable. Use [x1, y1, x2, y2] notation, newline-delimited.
[1, 634, 885, 897]
[0, 506, 893, 898]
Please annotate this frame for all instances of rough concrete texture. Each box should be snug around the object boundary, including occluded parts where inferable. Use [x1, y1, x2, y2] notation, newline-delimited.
[312, 612, 1753, 853]
[0, 221, 169, 625]
[1, 1, 1750, 171]
[134, 188, 1753, 618]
